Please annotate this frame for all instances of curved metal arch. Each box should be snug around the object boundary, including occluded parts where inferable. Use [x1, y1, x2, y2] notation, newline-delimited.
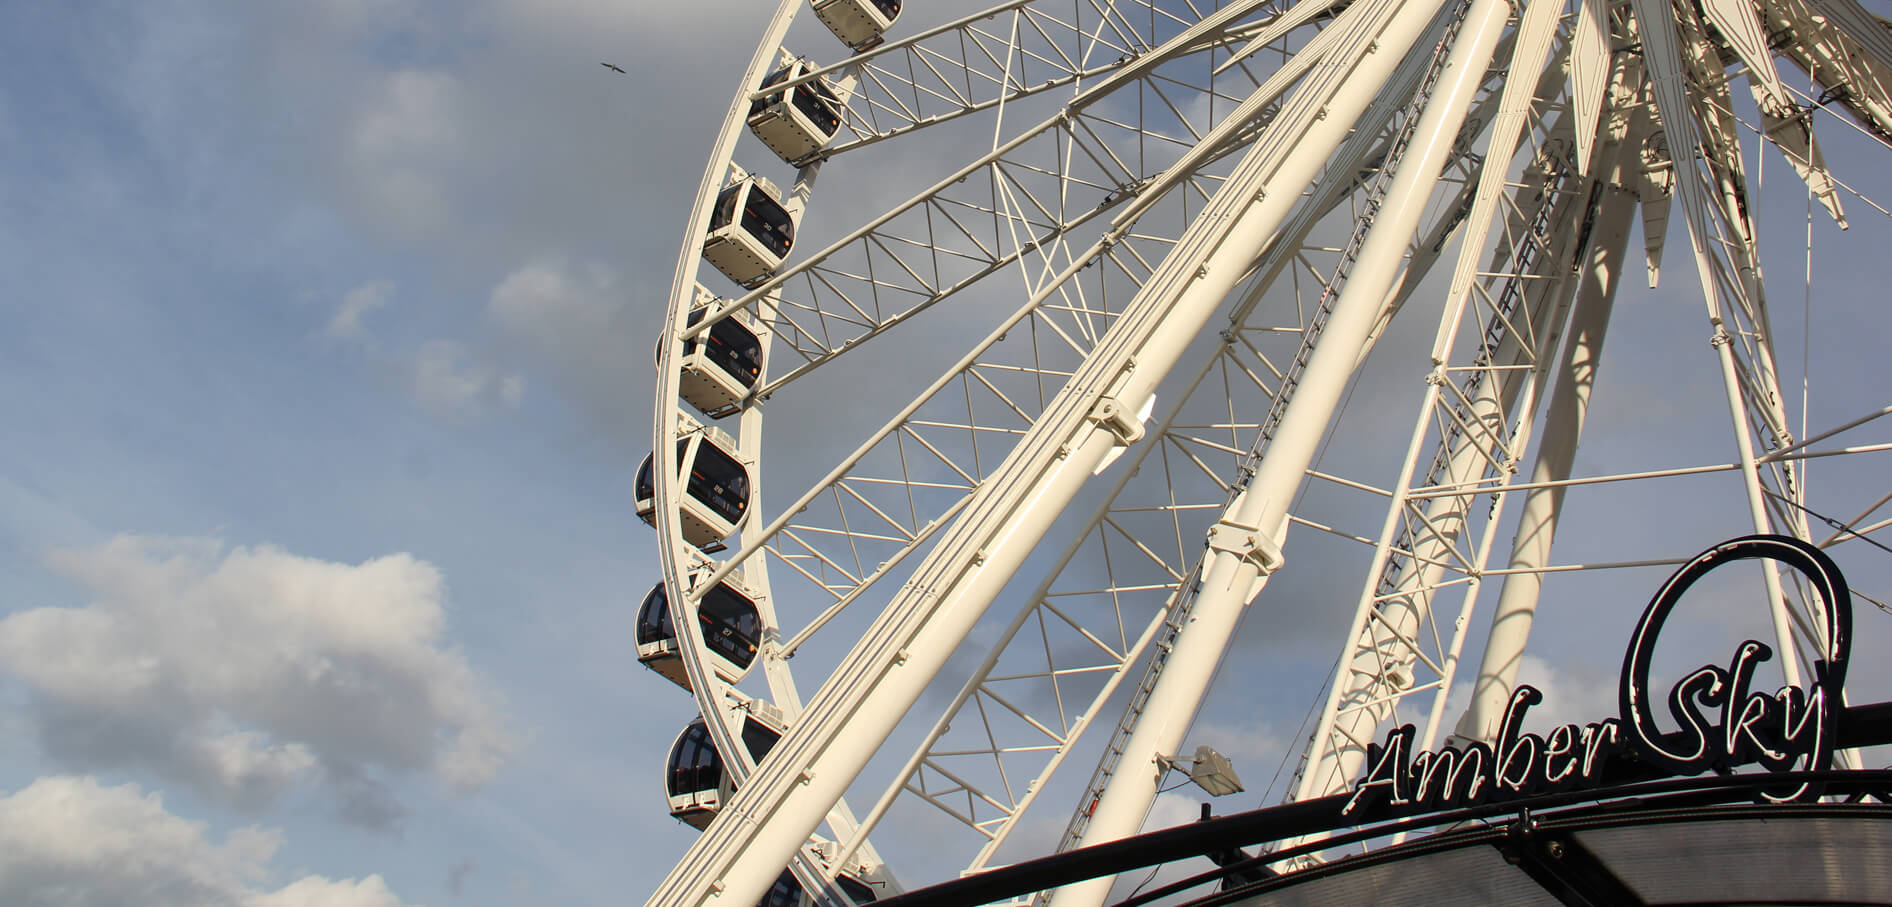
[651, 0, 1327, 897]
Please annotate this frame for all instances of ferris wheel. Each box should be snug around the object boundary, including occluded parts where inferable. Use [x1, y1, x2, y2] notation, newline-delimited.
[637, 0, 1892, 902]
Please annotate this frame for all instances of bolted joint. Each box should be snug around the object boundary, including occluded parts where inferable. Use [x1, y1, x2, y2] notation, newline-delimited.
[1205, 516, 1285, 579]
[1089, 395, 1148, 446]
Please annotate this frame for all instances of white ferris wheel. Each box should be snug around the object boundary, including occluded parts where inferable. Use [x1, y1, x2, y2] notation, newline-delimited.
[636, 0, 1892, 902]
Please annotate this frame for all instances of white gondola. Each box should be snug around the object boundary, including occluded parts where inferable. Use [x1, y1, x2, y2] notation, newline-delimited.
[811, 0, 900, 50]
[678, 302, 764, 417]
[635, 582, 689, 687]
[748, 60, 843, 165]
[703, 175, 795, 288]
[636, 419, 751, 550]
[664, 711, 785, 830]
[635, 568, 764, 691]
[654, 286, 762, 418]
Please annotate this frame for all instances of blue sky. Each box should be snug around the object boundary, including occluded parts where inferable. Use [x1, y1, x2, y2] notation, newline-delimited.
[4, 0, 1891, 905]
[0, 0, 720, 903]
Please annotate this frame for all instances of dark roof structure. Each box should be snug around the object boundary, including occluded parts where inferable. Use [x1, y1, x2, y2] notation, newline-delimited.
[879, 771, 1892, 907]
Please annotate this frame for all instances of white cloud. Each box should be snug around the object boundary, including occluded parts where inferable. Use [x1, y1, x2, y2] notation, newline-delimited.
[327, 281, 393, 339]
[251, 875, 411, 907]
[344, 69, 465, 238]
[486, 256, 644, 439]
[1141, 790, 1206, 833]
[1444, 653, 1618, 743]
[1509, 654, 1618, 733]
[0, 536, 515, 824]
[488, 256, 635, 381]
[488, 256, 624, 355]
[411, 339, 525, 420]
[0, 775, 418, 907]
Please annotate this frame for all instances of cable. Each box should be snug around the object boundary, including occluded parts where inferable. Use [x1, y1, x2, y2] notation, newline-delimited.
[1756, 494, 1892, 617]
[1264, 651, 1339, 804]
[1767, 494, 1892, 561]
[1122, 864, 1164, 901]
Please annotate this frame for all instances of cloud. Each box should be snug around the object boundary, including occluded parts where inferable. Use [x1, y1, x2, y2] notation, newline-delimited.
[327, 281, 393, 339]
[251, 875, 412, 907]
[0, 536, 516, 825]
[411, 339, 525, 420]
[1444, 654, 1618, 743]
[0, 775, 418, 907]
[343, 69, 466, 240]
[488, 257, 626, 359]
[486, 256, 645, 441]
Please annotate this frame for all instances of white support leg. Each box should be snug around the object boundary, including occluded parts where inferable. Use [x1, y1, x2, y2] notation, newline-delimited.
[1630, 0, 1806, 687]
[1043, 0, 1518, 901]
[1263, 0, 1538, 809]
[1452, 179, 1639, 744]
[644, 0, 1467, 900]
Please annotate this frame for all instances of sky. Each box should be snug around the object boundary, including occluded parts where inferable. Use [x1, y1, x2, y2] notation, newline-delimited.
[3, 0, 1890, 905]
[0, 0, 727, 903]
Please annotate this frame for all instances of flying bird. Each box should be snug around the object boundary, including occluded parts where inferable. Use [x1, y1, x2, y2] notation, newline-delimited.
[602, 62, 626, 74]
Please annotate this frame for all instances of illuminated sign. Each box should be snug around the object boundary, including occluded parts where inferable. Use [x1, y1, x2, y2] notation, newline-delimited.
[1343, 535, 1852, 817]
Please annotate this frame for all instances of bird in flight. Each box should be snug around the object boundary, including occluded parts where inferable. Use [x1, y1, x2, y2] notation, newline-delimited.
[602, 62, 626, 74]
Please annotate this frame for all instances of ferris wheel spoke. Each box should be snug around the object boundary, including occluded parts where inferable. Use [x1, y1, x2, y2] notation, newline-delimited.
[692, 153, 1285, 642]
[1765, 0, 1892, 140]
[687, 2, 1334, 402]
[813, 0, 1174, 155]
[1292, 83, 1614, 801]
[1631, 0, 1865, 668]
[836, 348, 1261, 874]
[837, 83, 1500, 864]
[828, 4, 1132, 114]
[643, 0, 1892, 895]
[649, 0, 1497, 882]
[1279, 0, 1892, 828]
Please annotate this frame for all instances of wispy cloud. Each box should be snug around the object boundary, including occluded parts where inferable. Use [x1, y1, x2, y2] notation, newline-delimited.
[327, 281, 393, 340]
[411, 339, 525, 421]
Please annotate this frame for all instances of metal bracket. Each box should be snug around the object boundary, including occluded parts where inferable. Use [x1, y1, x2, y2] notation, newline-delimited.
[1497, 810, 1647, 906]
[1088, 395, 1147, 446]
[1205, 509, 1285, 580]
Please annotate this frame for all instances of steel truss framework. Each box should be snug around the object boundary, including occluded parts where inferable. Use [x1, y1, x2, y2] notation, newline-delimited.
[639, 0, 1892, 902]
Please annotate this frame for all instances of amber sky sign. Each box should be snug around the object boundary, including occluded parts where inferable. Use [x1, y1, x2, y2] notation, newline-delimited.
[1343, 535, 1854, 817]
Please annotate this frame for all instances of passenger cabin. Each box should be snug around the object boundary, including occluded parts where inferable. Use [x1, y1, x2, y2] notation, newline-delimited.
[677, 304, 764, 417]
[748, 61, 843, 165]
[665, 713, 785, 830]
[811, 0, 900, 50]
[635, 573, 764, 691]
[635, 423, 751, 550]
[757, 869, 885, 907]
[704, 176, 794, 288]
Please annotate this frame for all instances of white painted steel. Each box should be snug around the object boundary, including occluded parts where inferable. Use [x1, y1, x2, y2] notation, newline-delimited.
[649, 1, 1356, 902]
[1453, 184, 1634, 745]
[648, 2, 1459, 889]
[1040, 0, 1499, 895]
[639, 0, 1892, 899]
[1285, 0, 1891, 840]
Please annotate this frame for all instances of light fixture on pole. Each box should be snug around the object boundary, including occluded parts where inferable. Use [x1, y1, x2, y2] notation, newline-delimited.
[1159, 744, 1244, 797]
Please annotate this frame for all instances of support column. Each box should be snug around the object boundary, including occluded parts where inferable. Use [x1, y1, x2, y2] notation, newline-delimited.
[1045, 0, 1516, 900]
[1452, 178, 1638, 744]
[645, 0, 1460, 902]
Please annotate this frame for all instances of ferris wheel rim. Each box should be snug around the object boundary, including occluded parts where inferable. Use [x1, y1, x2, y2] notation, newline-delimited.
[647, 0, 1332, 893]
